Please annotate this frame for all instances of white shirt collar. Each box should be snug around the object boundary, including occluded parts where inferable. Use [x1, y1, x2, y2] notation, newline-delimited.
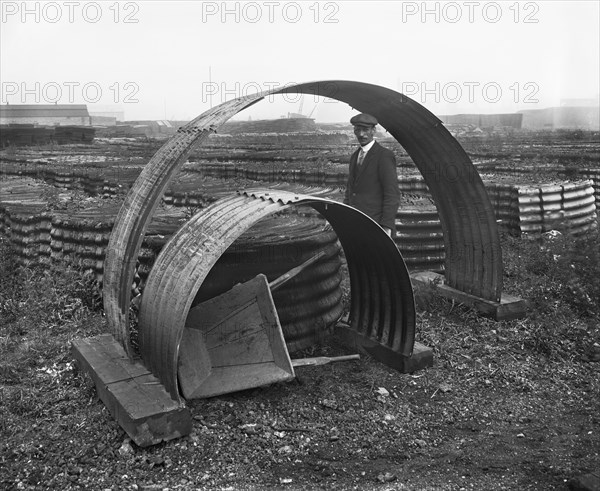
[360, 140, 376, 153]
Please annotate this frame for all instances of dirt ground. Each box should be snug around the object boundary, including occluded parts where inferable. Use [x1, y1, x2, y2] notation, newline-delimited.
[1, 132, 599, 490]
[1, 291, 598, 491]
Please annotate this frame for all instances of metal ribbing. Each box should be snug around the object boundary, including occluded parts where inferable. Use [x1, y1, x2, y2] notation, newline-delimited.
[485, 180, 597, 236]
[302, 196, 415, 356]
[103, 96, 271, 356]
[104, 80, 502, 361]
[395, 207, 445, 272]
[138, 190, 415, 401]
[276, 81, 501, 301]
[139, 195, 284, 399]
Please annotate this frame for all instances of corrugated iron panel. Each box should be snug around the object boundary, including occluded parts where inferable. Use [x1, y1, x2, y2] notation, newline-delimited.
[398, 176, 431, 195]
[104, 96, 274, 356]
[6, 212, 52, 266]
[395, 207, 445, 272]
[581, 169, 600, 206]
[138, 190, 415, 401]
[516, 181, 597, 235]
[0, 162, 127, 198]
[479, 164, 600, 208]
[486, 180, 598, 236]
[193, 215, 344, 353]
[277, 81, 501, 302]
[104, 80, 502, 359]
[0, 186, 345, 349]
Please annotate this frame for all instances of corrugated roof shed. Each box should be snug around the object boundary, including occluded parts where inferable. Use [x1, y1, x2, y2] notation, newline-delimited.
[0, 104, 90, 118]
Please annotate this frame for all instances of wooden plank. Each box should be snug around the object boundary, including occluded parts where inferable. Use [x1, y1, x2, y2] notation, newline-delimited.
[411, 271, 528, 321]
[72, 334, 192, 447]
[292, 354, 360, 367]
[179, 274, 294, 399]
[72, 335, 152, 415]
[334, 324, 434, 373]
[268, 248, 329, 291]
[72, 334, 150, 384]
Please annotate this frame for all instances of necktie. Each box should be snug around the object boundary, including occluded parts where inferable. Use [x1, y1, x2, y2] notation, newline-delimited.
[357, 149, 365, 166]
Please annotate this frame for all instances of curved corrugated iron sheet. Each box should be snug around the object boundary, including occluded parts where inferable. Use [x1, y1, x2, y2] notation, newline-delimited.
[276, 81, 501, 302]
[0, 187, 345, 349]
[522, 181, 598, 235]
[194, 216, 344, 353]
[395, 207, 445, 272]
[487, 180, 598, 236]
[103, 80, 501, 357]
[138, 189, 415, 401]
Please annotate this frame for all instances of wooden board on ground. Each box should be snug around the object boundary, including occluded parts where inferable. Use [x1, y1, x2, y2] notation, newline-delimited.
[178, 274, 295, 399]
[292, 354, 360, 367]
[411, 271, 529, 321]
[335, 323, 434, 373]
[71, 334, 192, 447]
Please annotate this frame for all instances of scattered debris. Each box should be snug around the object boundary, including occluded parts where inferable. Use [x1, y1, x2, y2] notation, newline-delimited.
[376, 387, 390, 397]
[439, 382, 452, 393]
[118, 439, 134, 457]
[377, 472, 397, 483]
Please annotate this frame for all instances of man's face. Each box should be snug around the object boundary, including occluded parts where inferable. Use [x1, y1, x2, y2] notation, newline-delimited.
[354, 125, 375, 146]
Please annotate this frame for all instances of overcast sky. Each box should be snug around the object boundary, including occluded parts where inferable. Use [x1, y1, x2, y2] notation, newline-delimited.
[1, 0, 599, 121]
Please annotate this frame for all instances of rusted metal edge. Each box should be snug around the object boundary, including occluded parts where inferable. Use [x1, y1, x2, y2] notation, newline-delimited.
[138, 189, 415, 401]
[103, 95, 270, 356]
[103, 80, 502, 357]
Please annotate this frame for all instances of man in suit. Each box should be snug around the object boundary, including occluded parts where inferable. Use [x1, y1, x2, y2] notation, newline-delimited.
[344, 113, 400, 237]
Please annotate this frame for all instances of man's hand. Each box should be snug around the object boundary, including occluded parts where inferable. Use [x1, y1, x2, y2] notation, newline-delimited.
[382, 227, 392, 237]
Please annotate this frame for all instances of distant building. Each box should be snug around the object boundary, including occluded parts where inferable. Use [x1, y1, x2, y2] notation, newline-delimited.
[89, 110, 125, 122]
[439, 107, 600, 131]
[0, 104, 91, 126]
[439, 113, 523, 129]
[560, 97, 599, 107]
[219, 117, 316, 134]
[124, 120, 176, 137]
[90, 115, 117, 126]
[519, 106, 600, 130]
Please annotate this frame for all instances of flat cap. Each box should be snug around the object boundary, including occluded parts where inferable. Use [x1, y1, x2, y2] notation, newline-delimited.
[350, 113, 378, 127]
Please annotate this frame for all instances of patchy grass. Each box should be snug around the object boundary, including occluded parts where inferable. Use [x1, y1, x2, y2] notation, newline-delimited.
[0, 227, 599, 490]
[501, 226, 600, 360]
[0, 236, 105, 430]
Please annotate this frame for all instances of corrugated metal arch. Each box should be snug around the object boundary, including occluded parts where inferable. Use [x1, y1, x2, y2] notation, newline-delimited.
[275, 81, 501, 304]
[103, 80, 502, 357]
[138, 189, 415, 401]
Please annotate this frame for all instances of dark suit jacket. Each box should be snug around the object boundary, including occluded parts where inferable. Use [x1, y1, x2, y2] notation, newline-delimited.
[344, 141, 400, 230]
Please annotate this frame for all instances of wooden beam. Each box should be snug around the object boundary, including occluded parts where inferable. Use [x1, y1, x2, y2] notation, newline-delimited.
[334, 324, 434, 373]
[292, 354, 360, 367]
[72, 334, 192, 447]
[411, 271, 528, 321]
[268, 248, 330, 291]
